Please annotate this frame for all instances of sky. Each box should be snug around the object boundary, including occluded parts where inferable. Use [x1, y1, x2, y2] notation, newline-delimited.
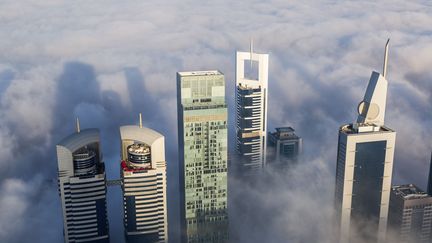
[0, 0, 432, 242]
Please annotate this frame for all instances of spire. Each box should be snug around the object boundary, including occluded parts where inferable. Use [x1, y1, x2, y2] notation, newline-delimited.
[139, 113, 143, 128]
[76, 117, 80, 133]
[383, 38, 390, 78]
[250, 37, 253, 69]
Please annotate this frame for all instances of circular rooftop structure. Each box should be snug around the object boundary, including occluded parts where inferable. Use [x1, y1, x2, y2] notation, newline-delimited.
[73, 147, 97, 176]
[127, 143, 151, 169]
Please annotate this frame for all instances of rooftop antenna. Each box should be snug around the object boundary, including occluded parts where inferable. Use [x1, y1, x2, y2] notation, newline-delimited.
[139, 113, 143, 128]
[76, 117, 80, 133]
[250, 37, 253, 69]
[383, 38, 390, 78]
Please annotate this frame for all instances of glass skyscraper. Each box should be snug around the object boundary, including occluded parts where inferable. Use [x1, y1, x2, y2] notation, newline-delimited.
[235, 50, 269, 175]
[56, 123, 110, 243]
[177, 70, 229, 243]
[120, 119, 168, 243]
[335, 40, 396, 243]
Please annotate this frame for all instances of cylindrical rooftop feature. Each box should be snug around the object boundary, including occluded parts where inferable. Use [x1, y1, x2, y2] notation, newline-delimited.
[73, 147, 97, 176]
[127, 143, 151, 168]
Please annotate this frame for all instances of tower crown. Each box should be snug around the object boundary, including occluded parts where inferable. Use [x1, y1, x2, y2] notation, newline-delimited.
[356, 39, 390, 126]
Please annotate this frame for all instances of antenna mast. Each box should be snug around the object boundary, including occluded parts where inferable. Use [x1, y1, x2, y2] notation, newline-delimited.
[76, 117, 80, 133]
[383, 38, 390, 78]
[139, 113, 143, 128]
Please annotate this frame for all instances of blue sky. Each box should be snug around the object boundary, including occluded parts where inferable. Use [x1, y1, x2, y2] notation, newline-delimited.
[0, 0, 431, 242]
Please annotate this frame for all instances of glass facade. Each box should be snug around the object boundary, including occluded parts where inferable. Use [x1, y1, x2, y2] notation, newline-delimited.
[351, 141, 386, 242]
[177, 71, 229, 243]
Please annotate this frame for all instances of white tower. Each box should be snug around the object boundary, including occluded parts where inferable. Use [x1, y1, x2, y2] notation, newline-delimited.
[120, 114, 168, 242]
[335, 39, 396, 243]
[235, 42, 269, 174]
[56, 121, 110, 243]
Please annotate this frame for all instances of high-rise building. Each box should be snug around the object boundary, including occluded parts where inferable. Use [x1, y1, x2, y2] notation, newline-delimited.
[267, 127, 302, 167]
[235, 45, 269, 174]
[334, 40, 396, 243]
[427, 152, 432, 196]
[120, 115, 168, 243]
[56, 119, 110, 243]
[177, 70, 229, 243]
[387, 184, 432, 243]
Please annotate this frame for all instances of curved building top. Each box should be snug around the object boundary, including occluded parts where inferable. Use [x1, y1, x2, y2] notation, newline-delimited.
[58, 128, 100, 152]
[120, 125, 165, 165]
[56, 128, 100, 178]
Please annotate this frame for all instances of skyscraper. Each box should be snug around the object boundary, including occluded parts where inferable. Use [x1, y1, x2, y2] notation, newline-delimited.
[120, 115, 168, 243]
[388, 184, 432, 243]
[267, 127, 302, 168]
[177, 70, 229, 243]
[235, 45, 269, 175]
[56, 119, 110, 243]
[334, 40, 396, 243]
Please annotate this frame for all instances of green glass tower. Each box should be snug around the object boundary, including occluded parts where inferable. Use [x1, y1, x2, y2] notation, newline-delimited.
[177, 70, 228, 243]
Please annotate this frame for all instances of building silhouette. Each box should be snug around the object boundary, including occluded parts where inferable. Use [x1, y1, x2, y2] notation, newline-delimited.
[120, 115, 168, 242]
[334, 40, 396, 243]
[267, 127, 302, 168]
[235, 44, 269, 175]
[388, 184, 432, 243]
[177, 71, 229, 242]
[56, 119, 110, 243]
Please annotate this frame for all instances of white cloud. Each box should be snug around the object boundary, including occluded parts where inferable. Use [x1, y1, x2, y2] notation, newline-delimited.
[0, 0, 431, 242]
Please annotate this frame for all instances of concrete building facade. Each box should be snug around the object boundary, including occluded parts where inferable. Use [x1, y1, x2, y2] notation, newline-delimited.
[388, 184, 432, 243]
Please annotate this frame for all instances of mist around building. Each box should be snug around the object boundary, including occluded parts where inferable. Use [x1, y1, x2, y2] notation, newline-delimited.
[1, 1, 432, 243]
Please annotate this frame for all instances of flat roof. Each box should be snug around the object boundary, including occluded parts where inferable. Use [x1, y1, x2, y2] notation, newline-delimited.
[276, 127, 295, 133]
[392, 184, 430, 200]
[340, 123, 394, 134]
[177, 70, 222, 76]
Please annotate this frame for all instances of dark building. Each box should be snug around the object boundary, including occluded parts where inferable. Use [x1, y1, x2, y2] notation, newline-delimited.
[267, 127, 302, 168]
[388, 184, 432, 243]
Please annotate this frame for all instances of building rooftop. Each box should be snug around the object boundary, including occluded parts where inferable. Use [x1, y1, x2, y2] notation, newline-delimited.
[120, 125, 163, 146]
[340, 123, 394, 134]
[57, 128, 100, 153]
[270, 127, 300, 140]
[392, 184, 430, 200]
[177, 70, 222, 77]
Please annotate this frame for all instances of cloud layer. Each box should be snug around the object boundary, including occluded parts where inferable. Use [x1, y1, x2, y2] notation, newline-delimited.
[0, 0, 431, 242]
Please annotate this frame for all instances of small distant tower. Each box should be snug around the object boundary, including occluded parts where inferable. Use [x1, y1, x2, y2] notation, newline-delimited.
[120, 114, 168, 242]
[56, 119, 110, 243]
[388, 184, 432, 243]
[235, 42, 269, 175]
[267, 127, 302, 168]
